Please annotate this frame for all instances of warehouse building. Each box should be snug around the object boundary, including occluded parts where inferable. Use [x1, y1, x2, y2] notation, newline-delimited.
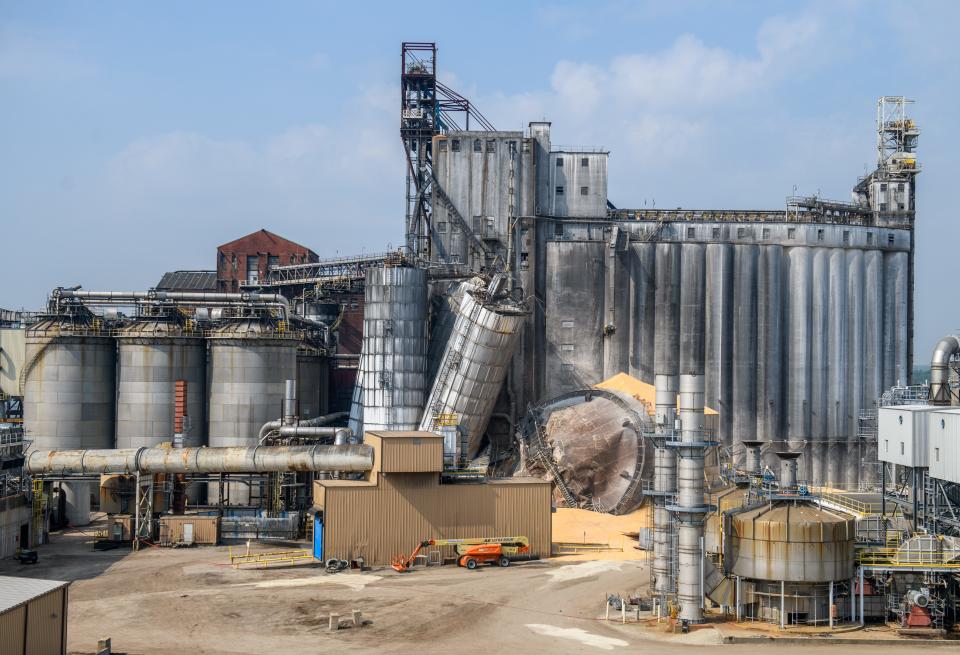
[313, 431, 552, 566]
[0, 576, 70, 655]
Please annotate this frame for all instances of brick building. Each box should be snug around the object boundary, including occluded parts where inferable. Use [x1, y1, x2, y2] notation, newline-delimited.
[216, 229, 318, 292]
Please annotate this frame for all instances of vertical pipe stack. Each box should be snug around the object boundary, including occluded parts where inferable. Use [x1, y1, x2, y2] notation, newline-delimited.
[676, 243, 707, 623]
[786, 247, 812, 481]
[731, 244, 758, 467]
[705, 243, 734, 451]
[809, 248, 829, 486]
[846, 248, 865, 487]
[652, 242, 680, 597]
[756, 245, 783, 461]
[827, 249, 848, 487]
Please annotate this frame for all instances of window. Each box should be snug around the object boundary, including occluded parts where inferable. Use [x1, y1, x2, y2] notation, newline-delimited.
[888, 233, 895, 245]
[898, 182, 905, 191]
[507, 140, 517, 153]
[246, 255, 259, 283]
[762, 228, 770, 240]
[556, 186, 565, 195]
[438, 140, 447, 152]
[561, 363, 574, 372]
[486, 140, 496, 153]
[561, 344, 575, 352]
[884, 439, 889, 452]
[900, 442, 905, 455]
[451, 139, 461, 152]
[880, 183, 887, 192]
[581, 157, 589, 167]
[580, 186, 588, 196]
[842, 230, 850, 244]
[712, 227, 721, 239]
[473, 139, 482, 153]
[437, 222, 448, 233]
[687, 227, 695, 239]
[556, 157, 564, 167]
[737, 227, 746, 239]
[867, 232, 874, 245]
[268, 255, 279, 270]
[472, 216, 482, 233]
[561, 320, 574, 328]
[880, 202, 888, 211]
[554, 223, 564, 237]
[817, 229, 825, 241]
[936, 447, 940, 462]
[787, 228, 796, 240]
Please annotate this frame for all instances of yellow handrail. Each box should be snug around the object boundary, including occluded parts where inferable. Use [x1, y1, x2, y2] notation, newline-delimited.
[858, 547, 960, 569]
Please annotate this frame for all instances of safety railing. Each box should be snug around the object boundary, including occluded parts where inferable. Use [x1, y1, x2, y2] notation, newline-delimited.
[858, 547, 960, 570]
[816, 491, 882, 518]
[228, 546, 315, 569]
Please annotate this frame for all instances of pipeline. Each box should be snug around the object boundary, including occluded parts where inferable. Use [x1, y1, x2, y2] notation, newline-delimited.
[26, 444, 373, 476]
[258, 414, 350, 442]
[930, 335, 960, 405]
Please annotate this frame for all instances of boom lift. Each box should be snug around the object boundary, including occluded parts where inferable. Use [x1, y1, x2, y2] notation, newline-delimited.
[392, 536, 529, 572]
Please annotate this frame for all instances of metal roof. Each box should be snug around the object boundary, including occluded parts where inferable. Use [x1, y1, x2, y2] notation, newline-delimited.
[0, 576, 70, 614]
[155, 270, 217, 291]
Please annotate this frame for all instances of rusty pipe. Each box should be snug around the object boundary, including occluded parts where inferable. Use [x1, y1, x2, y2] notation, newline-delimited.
[26, 444, 372, 476]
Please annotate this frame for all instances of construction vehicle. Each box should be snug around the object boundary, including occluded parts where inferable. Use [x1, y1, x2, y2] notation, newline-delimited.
[391, 536, 529, 572]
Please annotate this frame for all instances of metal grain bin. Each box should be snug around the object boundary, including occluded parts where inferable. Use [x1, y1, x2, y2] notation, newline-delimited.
[356, 266, 429, 432]
[23, 318, 116, 526]
[115, 319, 206, 449]
[730, 502, 855, 583]
[420, 287, 525, 459]
[206, 319, 297, 505]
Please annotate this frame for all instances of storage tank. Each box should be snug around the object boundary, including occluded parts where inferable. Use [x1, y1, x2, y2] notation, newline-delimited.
[206, 319, 297, 505]
[730, 502, 855, 582]
[23, 318, 116, 525]
[296, 349, 329, 420]
[356, 266, 429, 432]
[420, 280, 526, 459]
[115, 319, 206, 449]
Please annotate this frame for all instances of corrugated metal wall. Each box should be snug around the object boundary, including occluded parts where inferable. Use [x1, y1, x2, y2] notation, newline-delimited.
[320, 473, 551, 565]
[0, 606, 26, 653]
[367, 432, 444, 473]
[0, 498, 32, 558]
[158, 516, 219, 545]
[25, 588, 66, 655]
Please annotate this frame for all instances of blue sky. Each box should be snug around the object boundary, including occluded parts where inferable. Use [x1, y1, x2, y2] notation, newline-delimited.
[1, 1, 957, 361]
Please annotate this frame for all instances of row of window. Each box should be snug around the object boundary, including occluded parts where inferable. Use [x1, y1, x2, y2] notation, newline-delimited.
[218, 252, 306, 272]
[441, 139, 520, 153]
[556, 157, 590, 167]
[685, 226, 898, 245]
[556, 186, 589, 196]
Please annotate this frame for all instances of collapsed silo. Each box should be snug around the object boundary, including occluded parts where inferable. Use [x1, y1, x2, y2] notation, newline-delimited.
[519, 387, 654, 514]
[207, 319, 297, 505]
[354, 266, 429, 433]
[23, 318, 116, 525]
[426, 277, 482, 383]
[420, 278, 526, 460]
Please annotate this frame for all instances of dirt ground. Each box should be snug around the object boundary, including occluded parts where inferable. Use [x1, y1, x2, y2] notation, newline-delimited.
[0, 516, 949, 655]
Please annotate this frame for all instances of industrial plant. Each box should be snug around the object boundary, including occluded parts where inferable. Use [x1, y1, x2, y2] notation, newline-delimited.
[1, 40, 957, 652]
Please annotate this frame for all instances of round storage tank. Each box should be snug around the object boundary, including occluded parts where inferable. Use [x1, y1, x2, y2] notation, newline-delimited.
[23, 318, 116, 526]
[116, 320, 206, 449]
[730, 502, 855, 582]
[207, 319, 297, 505]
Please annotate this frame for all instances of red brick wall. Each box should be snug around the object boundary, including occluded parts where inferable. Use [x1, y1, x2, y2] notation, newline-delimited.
[216, 230, 318, 292]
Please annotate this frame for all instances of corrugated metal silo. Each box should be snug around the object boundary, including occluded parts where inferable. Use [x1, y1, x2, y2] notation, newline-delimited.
[23, 318, 116, 525]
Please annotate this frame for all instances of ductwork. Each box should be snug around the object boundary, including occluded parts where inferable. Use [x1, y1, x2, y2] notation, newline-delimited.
[26, 444, 373, 476]
[931, 335, 960, 405]
[258, 413, 351, 442]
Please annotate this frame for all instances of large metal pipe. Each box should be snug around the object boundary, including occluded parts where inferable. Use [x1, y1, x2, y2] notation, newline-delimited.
[259, 415, 351, 442]
[52, 289, 293, 321]
[26, 444, 373, 476]
[653, 242, 680, 597]
[676, 242, 706, 623]
[931, 335, 960, 405]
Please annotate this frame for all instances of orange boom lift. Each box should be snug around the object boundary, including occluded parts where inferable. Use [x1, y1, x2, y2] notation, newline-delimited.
[391, 536, 530, 572]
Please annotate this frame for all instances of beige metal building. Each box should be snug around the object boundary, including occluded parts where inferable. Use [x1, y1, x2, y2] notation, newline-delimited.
[314, 431, 552, 566]
[0, 576, 70, 655]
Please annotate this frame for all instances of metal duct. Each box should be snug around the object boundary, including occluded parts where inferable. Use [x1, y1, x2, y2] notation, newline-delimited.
[741, 440, 764, 476]
[930, 335, 960, 405]
[259, 416, 351, 442]
[777, 452, 801, 490]
[283, 380, 297, 425]
[26, 444, 373, 476]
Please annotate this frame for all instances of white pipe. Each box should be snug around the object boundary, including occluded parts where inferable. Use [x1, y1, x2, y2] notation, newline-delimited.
[931, 335, 960, 405]
[53, 288, 292, 321]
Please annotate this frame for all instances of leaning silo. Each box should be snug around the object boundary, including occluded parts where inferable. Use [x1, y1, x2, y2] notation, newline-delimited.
[206, 319, 297, 505]
[356, 266, 429, 432]
[426, 277, 482, 383]
[23, 318, 116, 526]
[420, 282, 526, 459]
[116, 319, 206, 449]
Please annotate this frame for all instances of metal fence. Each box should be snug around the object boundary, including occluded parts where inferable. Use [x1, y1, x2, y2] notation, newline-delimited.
[220, 515, 299, 541]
